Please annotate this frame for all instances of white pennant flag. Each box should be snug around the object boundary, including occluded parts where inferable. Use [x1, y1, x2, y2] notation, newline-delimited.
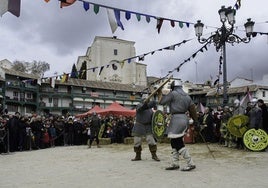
[0, 0, 8, 17]
[50, 78, 55, 88]
[107, 8, 118, 33]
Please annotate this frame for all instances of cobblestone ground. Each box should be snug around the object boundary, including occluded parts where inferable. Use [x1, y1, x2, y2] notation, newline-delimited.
[0, 143, 267, 188]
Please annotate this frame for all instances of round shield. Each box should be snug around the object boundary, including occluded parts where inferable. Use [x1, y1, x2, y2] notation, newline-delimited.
[227, 115, 249, 137]
[152, 110, 166, 139]
[243, 128, 268, 151]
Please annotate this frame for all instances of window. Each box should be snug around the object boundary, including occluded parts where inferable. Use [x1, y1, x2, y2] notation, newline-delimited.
[26, 93, 32, 99]
[53, 98, 58, 107]
[13, 91, 18, 97]
[49, 98, 52, 103]
[263, 91, 266, 97]
[7, 104, 18, 113]
[114, 49, 118, 55]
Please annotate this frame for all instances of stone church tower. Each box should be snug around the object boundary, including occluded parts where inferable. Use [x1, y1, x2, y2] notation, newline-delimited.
[76, 36, 147, 86]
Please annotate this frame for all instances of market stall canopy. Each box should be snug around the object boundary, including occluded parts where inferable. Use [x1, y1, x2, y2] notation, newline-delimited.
[97, 102, 136, 117]
[75, 105, 103, 118]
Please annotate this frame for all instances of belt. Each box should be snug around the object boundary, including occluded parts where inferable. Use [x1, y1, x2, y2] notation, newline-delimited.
[172, 112, 185, 115]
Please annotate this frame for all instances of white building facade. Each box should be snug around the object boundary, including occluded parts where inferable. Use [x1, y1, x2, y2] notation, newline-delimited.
[76, 36, 147, 86]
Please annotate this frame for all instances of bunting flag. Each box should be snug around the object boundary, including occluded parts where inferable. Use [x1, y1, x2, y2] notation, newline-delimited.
[145, 15, 150, 23]
[93, 4, 99, 14]
[107, 8, 118, 33]
[125, 11, 131, 20]
[138, 55, 144, 61]
[83, 1, 89, 11]
[114, 9, 124, 30]
[60, 0, 76, 8]
[136, 13, 141, 21]
[98, 66, 104, 75]
[213, 79, 219, 86]
[120, 61, 125, 68]
[156, 18, 164, 33]
[0, 0, 8, 17]
[61, 73, 69, 83]
[37, 78, 42, 85]
[50, 77, 55, 88]
[170, 20, 175, 27]
[234, 0, 242, 10]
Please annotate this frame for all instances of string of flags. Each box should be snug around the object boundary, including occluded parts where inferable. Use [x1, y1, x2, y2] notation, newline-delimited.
[142, 42, 213, 91]
[56, 0, 195, 34]
[41, 38, 193, 85]
[121, 39, 192, 63]
[8, 37, 193, 88]
[150, 41, 212, 88]
[0, 0, 219, 32]
[14, 35, 209, 89]
[214, 54, 223, 95]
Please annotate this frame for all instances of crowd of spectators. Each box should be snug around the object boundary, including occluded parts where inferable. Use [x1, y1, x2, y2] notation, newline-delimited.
[0, 112, 135, 154]
[1, 98, 267, 154]
[196, 98, 268, 149]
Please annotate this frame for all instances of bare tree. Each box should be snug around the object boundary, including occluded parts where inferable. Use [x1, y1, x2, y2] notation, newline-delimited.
[12, 60, 28, 72]
[30, 60, 50, 76]
[11, 60, 50, 76]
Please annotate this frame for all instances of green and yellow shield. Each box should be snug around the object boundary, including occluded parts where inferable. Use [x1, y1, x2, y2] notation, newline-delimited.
[152, 110, 166, 139]
[243, 128, 268, 151]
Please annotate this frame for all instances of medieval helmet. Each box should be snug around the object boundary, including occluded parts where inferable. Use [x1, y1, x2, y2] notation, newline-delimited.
[141, 93, 148, 100]
[234, 99, 240, 107]
[170, 79, 182, 90]
[250, 98, 258, 105]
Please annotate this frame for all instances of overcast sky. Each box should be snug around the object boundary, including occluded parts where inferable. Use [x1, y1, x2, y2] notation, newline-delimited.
[0, 0, 267, 84]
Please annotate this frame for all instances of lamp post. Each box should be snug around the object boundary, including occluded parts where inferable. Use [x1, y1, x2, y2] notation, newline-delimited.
[194, 6, 255, 106]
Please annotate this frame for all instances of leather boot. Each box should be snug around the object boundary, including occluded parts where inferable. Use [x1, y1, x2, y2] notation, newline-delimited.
[149, 145, 160, 161]
[131, 145, 142, 161]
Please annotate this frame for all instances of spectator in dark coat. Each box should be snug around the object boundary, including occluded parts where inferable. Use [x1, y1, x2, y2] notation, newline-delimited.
[7, 112, 21, 152]
[201, 107, 215, 143]
[18, 116, 28, 151]
[257, 99, 268, 133]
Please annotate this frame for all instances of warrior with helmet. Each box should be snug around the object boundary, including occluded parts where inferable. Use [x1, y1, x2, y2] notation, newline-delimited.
[158, 79, 198, 171]
[247, 98, 262, 129]
[233, 99, 245, 115]
[131, 93, 160, 162]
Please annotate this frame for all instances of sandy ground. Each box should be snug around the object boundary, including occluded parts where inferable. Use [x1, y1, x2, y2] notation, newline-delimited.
[0, 143, 267, 188]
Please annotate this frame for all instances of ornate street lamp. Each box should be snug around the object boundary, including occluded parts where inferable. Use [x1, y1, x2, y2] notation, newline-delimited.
[194, 6, 255, 106]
